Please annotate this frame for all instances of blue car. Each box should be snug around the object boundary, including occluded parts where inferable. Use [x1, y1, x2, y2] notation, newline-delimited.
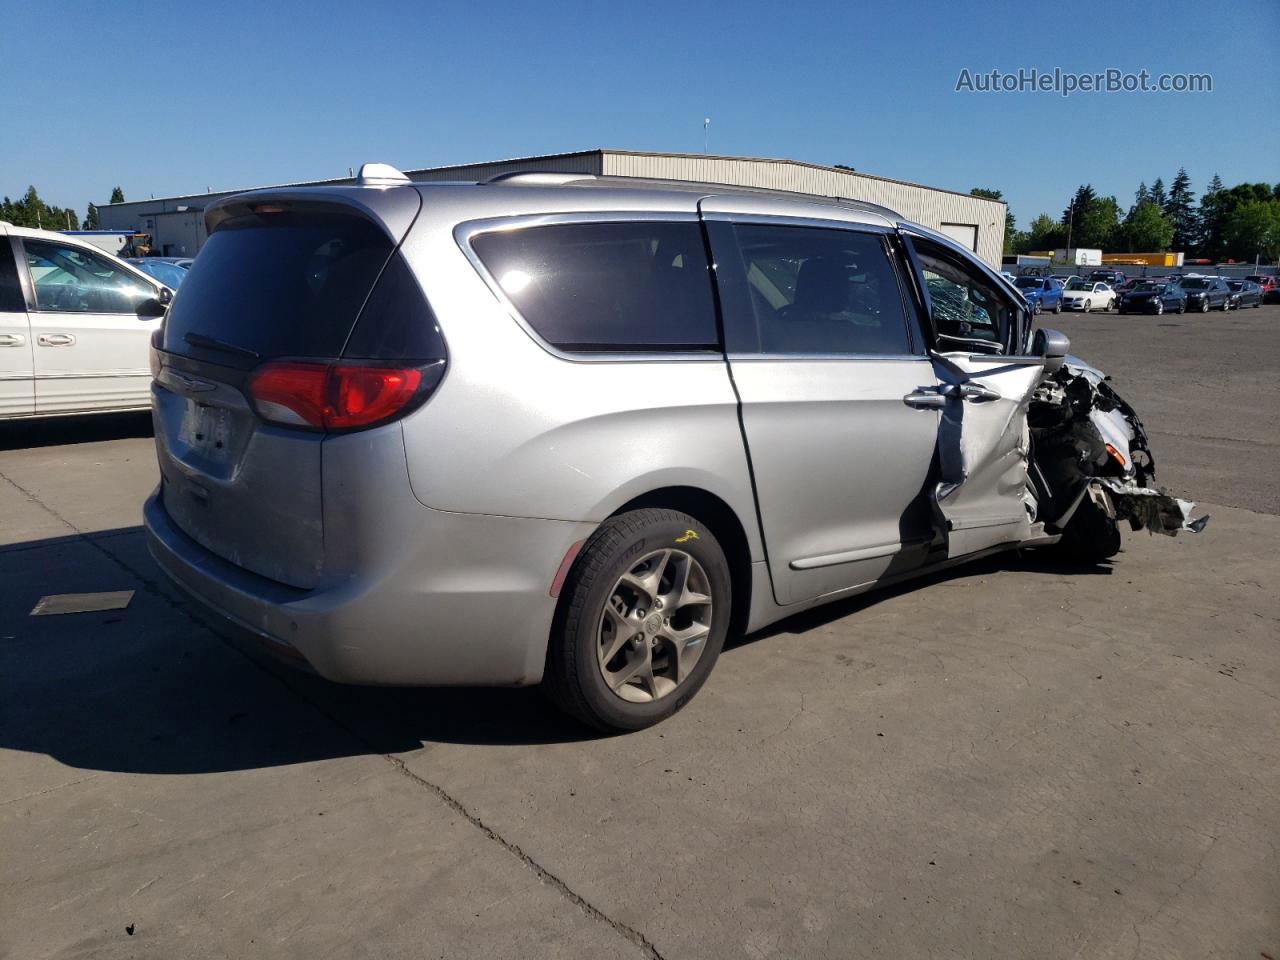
[126, 257, 189, 290]
[1013, 275, 1063, 314]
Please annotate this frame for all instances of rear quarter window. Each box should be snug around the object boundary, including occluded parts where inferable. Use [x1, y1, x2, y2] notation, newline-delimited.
[470, 220, 718, 352]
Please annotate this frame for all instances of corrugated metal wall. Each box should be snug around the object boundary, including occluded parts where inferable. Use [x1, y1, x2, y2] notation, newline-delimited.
[96, 151, 1005, 266]
[602, 152, 1006, 267]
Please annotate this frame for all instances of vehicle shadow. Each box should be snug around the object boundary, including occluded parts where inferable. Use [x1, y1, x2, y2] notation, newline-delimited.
[0, 527, 1112, 777]
[0, 411, 153, 452]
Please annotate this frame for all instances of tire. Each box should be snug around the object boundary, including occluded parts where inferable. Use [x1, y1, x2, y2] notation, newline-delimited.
[1033, 300, 1042, 315]
[1222, 299, 1231, 311]
[544, 508, 731, 732]
[1200, 298, 1210, 313]
[1154, 299, 1163, 316]
[1056, 500, 1122, 563]
[1053, 301, 1062, 314]
[1084, 300, 1092, 313]
[1178, 300, 1186, 314]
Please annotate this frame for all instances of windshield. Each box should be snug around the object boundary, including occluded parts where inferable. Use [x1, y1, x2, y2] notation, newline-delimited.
[1134, 282, 1162, 292]
[1014, 277, 1043, 289]
[1180, 279, 1209, 289]
[1227, 281, 1243, 290]
[1066, 280, 1091, 291]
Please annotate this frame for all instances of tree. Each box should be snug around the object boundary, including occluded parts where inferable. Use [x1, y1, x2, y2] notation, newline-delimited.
[1133, 181, 1150, 208]
[1117, 201, 1174, 251]
[1149, 178, 1167, 210]
[1164, 167, 1198, 251]
[970, 188, 1017, 253]
[109, 186, 125, 204]
[1222, 198, 1280, 262]
[1061, 185, 1118, 249]
[1196, 174, 1227, 260]
[84, 202, 100, 229]
[0, 185, 78, 230]
[1016, 213, 1065, 253]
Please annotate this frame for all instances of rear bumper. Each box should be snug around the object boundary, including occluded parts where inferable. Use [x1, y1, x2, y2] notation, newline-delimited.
[144, 488, 593, 686]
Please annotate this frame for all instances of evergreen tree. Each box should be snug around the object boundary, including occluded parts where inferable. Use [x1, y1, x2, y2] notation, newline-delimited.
[84, 202, 100, 229]
[1149, 178, 1167, 210]
[1197, 175, 1227, 259]
[1133, 181, 1150, 212]
[1164, 167, 1198, 251]
[109, 186, 125, 204]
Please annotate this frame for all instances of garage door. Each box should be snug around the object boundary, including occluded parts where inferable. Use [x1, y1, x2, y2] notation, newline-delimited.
[938, 222, 978, 251]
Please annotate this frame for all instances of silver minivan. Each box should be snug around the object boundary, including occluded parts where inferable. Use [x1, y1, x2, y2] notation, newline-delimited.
[144, 164, 1201, 730]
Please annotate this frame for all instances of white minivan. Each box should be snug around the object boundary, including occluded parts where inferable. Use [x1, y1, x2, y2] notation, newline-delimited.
[0, 221, 173, 419]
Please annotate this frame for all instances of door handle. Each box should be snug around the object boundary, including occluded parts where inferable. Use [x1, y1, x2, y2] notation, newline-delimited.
[956, 383, 1001, 402]
[903, 389, 946, 409]
[37, 333, 76, 347]
[0, 333, 25, 347]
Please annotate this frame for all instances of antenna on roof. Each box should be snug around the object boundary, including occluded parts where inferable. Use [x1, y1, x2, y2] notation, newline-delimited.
[357, 162, 410, 185]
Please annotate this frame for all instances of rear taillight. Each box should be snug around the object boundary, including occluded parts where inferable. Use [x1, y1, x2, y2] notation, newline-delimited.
[149, 329, 163, 379]
[247, 360, 437, 431]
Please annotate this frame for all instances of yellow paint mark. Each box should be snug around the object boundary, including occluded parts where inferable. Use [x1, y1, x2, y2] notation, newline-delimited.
[675, 529, 699, 544]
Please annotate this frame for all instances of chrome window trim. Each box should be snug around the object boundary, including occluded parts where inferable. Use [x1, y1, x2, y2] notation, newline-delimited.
[725, 353, 928, 363]
[454, 212, 723, 364]
[700, 210, 895, 235]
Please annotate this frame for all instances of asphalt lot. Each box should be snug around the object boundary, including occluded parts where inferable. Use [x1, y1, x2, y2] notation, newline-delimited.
[2, 305, 1278, 959]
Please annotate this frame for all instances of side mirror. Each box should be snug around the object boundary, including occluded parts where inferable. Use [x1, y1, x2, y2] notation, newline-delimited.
[1033, 327, 1070, 374]
[136, 286, 172, 318]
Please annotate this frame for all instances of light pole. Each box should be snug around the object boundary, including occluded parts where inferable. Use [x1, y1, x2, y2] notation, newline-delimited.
[703, 117, 710, 154]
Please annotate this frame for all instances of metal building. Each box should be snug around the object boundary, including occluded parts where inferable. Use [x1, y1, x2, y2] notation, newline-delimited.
[97, 149, 1007, 266]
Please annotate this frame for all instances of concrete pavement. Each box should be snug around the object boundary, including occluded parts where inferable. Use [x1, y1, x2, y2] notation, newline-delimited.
[2, 309, 1277, 959]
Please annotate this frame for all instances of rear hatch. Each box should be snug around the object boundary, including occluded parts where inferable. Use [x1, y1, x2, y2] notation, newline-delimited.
[152, 187, 429, 588]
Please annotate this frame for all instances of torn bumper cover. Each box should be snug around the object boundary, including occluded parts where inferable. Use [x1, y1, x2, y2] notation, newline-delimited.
[1095, 477, 1210, 537]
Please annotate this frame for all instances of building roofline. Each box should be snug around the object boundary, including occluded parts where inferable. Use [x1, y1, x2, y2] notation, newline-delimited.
[97, 147, 1005, 211]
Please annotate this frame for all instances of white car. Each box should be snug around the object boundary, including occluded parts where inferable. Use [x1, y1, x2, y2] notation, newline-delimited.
[1, 221, 173, 419]
[1060, 279, 1116, 313]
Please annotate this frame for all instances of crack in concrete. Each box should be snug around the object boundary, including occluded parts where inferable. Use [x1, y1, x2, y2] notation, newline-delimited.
[0, 467, 667, 960]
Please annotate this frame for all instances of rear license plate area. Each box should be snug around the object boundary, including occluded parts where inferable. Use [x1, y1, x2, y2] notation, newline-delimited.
[179, 400, 232, 461]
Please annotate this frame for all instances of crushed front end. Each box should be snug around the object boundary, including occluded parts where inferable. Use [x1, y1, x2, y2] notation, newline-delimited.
[1027, 358, 1208, 560]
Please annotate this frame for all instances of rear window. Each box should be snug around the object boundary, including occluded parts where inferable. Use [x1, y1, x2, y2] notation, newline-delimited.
[162, 207, 395, 366]
[470, 221, 717, 352]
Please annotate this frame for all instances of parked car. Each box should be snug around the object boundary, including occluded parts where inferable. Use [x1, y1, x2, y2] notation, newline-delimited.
[1013, 275, 1063, 313]
[0, 221, 173, 419]
[1061, 279, 1116, 312]
[1226, 279, 1263, 309]
[1244, 274, 1278, 302]
[126, 257, 190, 289]
[1177, 276, 1232, 312]
[1089, 269, 1127, 287]
[142, 165, 1203, 731]
[1050, 274, 1081, 287]
[1116, 280, 1186, 315]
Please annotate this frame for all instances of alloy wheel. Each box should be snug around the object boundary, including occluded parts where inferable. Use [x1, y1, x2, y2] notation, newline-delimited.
[597, 548, 713, 703]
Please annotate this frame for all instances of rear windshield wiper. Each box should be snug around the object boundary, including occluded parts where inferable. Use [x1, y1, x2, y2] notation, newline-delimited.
[183, 332, 261, 361]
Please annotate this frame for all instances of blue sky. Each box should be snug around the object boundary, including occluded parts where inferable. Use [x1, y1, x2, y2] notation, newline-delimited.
[2, 0, 1276, 230]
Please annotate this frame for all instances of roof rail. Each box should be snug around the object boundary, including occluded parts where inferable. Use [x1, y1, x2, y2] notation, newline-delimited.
[357, 162, 410, 185]
[482, 171, 597, 187]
